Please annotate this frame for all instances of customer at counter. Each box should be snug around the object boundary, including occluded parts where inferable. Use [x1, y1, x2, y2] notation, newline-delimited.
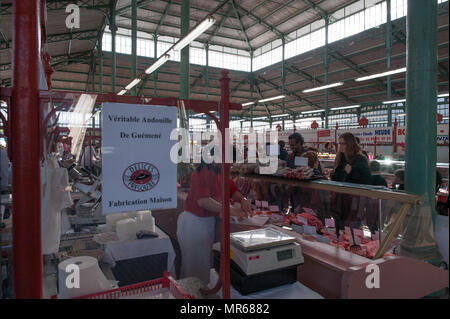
[369, 160, 388, 187]
[331, 133, 372, 185]
[177, 151, 252, 284]
[330, 132, 372, 230]
[323, 141, 336, 154]
[393, 169, 405, 190]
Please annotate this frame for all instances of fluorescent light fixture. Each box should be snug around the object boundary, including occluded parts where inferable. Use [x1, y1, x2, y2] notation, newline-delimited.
[302, 82, 344, 93]
[145, 54, 170, 74]
[443, 117, 449, 120]
[355, 67, 406, 82]
[371, 121, 388, 124]
[173, 16, 216, 51]
[242, 101, 256, 106]
[301, 109, 325, 114]
[252, 116, 268, 120]
[125, 78, 141, 90]
[299, 117, 322, 121]
[396, 113, 406, 117]
[258, 95, 285, 103]
[330, 105, 361, 111]
[275, 114, 290, 117]
[382, 99, 406, 104]
[117, 90, 127, 95]
[438, 93, 449, 97]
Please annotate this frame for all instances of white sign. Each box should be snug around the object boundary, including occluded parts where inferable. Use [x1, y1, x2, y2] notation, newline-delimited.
[102, 103, 178, 214]
[294, 156, 308, 167]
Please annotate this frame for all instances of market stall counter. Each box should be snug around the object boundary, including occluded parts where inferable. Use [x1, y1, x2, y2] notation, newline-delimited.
[99, 225, 176, 286]
[230, 171, 449, 298]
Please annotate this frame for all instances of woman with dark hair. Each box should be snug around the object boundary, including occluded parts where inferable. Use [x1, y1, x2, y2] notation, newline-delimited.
[331, 132, 372, 184]
[176, 151, 252, 283]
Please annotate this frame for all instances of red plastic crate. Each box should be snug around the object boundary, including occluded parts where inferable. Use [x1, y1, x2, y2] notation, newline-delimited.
[55, 272, 195, 299]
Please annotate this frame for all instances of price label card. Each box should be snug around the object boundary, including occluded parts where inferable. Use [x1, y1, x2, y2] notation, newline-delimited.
[255, 200, 262, 208]
[354, 236, 362, 245]
[326, 227, 336, 235]
[269, 205, 279, 212]
[261, 201, 269, 208]
[294, 156, 308, 167]
[291, 224, 303, 234]
[325, 218, 335, 228]
[297, 216, 308, 225]
[303, 225, 316, 235]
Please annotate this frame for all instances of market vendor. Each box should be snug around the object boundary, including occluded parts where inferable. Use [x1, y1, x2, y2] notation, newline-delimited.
[176, 151, 252, 284]
[287, 133, 308, 168]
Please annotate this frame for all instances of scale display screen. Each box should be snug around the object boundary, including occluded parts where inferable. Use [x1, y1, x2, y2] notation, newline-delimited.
[277, 249, 293, 261]
[231, 227, 296, 251]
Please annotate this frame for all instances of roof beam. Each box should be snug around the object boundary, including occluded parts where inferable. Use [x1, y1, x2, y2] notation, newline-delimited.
[233, 2, 285, 39]
[231, 0, 253, 52]
[155, 0, 173, 35]
[0, 29, 99, 51]
[1, 0, 110, 15]
[207, 3, 234, 45]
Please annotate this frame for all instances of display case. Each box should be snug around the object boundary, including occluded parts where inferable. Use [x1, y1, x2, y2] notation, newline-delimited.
[240, 173, 449, 298]
[319, 158, 449, 200]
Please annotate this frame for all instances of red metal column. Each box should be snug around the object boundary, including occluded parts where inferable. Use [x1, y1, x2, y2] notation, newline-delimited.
[219, 70, 230, 299]
[393, 118, 398, 154]
[12, 0, 43, 298]
[374, 136, 377, 157]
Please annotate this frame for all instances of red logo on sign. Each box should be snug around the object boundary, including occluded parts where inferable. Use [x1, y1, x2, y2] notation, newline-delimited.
[358, 116, 369, 127]
[122, 162, 160, 192]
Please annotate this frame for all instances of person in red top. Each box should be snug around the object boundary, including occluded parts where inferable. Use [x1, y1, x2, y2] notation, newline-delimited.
[177, 154, 252, 283]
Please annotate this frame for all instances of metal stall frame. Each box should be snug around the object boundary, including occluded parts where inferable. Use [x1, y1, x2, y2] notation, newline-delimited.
[0, 69, 240, 299]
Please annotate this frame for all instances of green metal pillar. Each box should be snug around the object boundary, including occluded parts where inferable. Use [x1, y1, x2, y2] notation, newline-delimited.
[205, 44, 209, 101]
[180, 0, 190, 100]
[281, 38, 286, 130]
[99, 37, 103, 94]
[250, 74, 254, 128]
[153, 34, 158, 96]
[131, 0, 137, 95]
[250, 52, 254, 128]
[402, 0, 440, 261]
[386, 0, 392, 126]
[324, 18, 329, 129]
[110, 0, 117, 93]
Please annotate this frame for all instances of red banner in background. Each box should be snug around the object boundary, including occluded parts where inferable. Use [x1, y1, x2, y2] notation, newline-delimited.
[318, 129, 331, 138]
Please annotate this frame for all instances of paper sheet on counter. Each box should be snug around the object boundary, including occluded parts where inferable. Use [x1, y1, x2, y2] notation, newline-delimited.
[231, 215, 270, 227]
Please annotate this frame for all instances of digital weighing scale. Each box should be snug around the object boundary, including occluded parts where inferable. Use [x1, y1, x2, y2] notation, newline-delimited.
[213, 227, 304, 295]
